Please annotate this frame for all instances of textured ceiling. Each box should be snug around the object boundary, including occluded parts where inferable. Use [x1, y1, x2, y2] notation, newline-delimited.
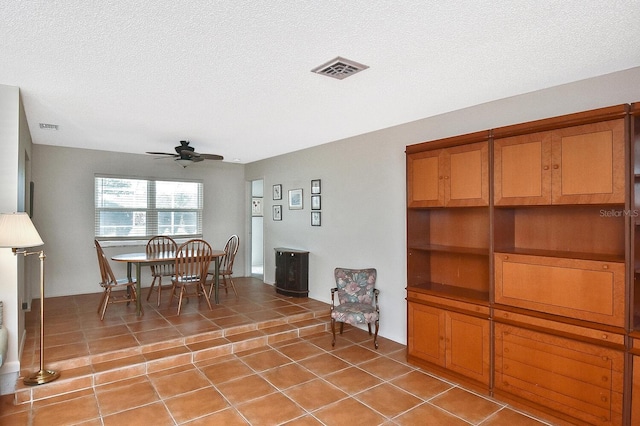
[2, 1, 640, 164]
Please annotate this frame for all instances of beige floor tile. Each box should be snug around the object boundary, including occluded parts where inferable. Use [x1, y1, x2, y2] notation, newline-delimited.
[260, 363, 318, 390]
[236, 392, 306, 426]
[390, 370, 453, 400]
[240, 348, 293, 371]
[150, 368, 211, 399]
[32, 394, 100, 426]
[323, 366, 382, 395]
[216, 374, 277, 405]
[181, 407, 249, 425]
[430, 387, 503, 424]
[284, 379, 348, 411]
[102, 401, 174, 426]
[95, 379, 160, 416]
[394, 402, 470, 426]
[357, 383, 423, 418]
[313, 397, 386, 426]
[164, 387, 229, 423]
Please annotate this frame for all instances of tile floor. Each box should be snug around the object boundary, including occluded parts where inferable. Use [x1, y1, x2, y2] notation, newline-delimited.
[1, 278, 552, 425]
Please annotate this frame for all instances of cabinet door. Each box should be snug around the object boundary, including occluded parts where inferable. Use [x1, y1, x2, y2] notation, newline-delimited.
[445, 311, 490, 385]
[445, 142, 489, 207]
[407, 302, 445, 367]
[551, 119, 625, 204]
[407, 149, 445, 207]
[494, 132, 552, 205]
[633, 355, 640, 426]
[494, 253, 625, 327]
[495, 323, 624, 426]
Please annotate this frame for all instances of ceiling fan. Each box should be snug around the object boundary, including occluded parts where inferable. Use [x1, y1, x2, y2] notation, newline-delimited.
[146, 140, 224, 167]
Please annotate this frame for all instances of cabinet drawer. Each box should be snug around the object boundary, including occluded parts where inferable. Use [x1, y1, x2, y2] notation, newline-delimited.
[495, 253, 625, 327]
[495, 323, 623, 426]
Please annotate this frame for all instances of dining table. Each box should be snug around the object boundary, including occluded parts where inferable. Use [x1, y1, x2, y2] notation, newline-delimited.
[112, 249, 226, 316]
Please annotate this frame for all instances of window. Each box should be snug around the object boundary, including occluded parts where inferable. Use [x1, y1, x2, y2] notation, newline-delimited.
[95, 175, 203, 241]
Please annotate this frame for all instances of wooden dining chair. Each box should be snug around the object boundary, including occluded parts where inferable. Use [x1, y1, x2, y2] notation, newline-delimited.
[207, 234, 240, 299]
[169, 239, 213, 315]
[146, 236, 177, 306]
[95, 239, 140, 320]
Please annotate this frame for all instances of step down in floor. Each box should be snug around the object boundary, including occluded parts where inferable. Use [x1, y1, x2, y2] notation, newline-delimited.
[14, 311, 330, 405]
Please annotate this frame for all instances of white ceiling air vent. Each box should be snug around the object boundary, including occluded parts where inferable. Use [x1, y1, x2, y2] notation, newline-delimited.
[311, 56, 369, 80]
[39, 123, 59, 130]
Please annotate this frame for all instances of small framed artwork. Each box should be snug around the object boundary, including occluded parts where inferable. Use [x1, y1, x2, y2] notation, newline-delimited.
[288, 188, 303, 210]
[273, 184, 282, 200]
[311, 211, 321, 226]
[311, 179, 321, 194]
[273, 205, 282, 221]
[311, 195, 321, 210]
[251, 198, 263, 216]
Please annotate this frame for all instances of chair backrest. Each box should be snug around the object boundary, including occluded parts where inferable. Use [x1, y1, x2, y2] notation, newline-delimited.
[220, 235, 239, 273]
[146, 236, 177, 276]
[95, 239, 117, 287]
[175, 239, 213, 283]
[334, 268, 377, 305]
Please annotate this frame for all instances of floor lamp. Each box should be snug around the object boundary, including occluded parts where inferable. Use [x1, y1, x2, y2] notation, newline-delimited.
[0, 212, 60, 385]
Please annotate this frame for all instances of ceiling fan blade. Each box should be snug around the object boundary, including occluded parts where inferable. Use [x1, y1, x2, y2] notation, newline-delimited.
[199, 153, 224, 161]
[146, 152, 177, 156]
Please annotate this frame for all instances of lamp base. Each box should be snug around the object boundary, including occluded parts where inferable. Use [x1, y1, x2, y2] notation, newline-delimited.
[23, 369, 60, 386]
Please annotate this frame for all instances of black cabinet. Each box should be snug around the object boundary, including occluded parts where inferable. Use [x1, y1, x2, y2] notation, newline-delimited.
[274, 248, 309, 297]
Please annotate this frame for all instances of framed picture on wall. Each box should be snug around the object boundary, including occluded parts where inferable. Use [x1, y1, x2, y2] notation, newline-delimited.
[273, 184, 282, 200]
[288, 189, 303, 209]
[311, 211, 321, 226]
[252, 198, 263, 216]
[311, 179, 321, 194]
[311, 195, 321, 210]
[273, 205, 282, 221]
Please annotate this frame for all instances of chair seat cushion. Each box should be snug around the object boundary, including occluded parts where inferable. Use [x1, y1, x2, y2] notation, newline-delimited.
[331, 302, 378, 325]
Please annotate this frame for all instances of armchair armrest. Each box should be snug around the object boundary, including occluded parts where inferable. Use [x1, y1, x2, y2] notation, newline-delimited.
[330, 287, 338, 308]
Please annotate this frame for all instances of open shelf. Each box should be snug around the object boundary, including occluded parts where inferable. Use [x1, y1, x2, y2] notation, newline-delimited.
[408, 244, 489, 256]
[408, 281, 490, 303]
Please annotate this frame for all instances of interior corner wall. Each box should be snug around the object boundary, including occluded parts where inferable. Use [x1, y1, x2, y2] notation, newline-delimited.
[30, 145, 246, 298]
[0, 84, 32, 395]
[245, 66, 640, 346]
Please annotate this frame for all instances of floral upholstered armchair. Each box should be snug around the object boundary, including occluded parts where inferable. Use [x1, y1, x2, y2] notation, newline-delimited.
[330, 267, 380, 349]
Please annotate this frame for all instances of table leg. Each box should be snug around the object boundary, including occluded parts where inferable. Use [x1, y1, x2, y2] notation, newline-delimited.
[214, 256, 220, 304]
[135, 262, 143, 316]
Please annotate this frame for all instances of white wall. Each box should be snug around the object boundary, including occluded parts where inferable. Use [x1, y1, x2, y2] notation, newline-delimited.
[0, 84, 33, 394]
[31, 145, 246, 297]
[245, 66, 640, 345]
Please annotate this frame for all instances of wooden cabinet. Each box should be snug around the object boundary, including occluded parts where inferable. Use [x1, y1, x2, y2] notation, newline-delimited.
[494, 119, 626, 206]
[407, 138, 489, 207]
[407, 294, 490, 386]
[495, 323, 624, 426]
[274, 248, 309, 297]
[406, 103, 633, 425]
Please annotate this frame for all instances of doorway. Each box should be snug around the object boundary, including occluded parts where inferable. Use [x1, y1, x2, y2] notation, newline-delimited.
[250, 179, 264, 279]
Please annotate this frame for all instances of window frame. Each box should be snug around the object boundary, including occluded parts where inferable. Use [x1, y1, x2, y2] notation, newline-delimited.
[94, 174, 204, 243]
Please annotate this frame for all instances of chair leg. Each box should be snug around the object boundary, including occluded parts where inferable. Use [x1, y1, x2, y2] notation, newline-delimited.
[373, 319, 379, 349]
[339, 322, 344, 335]
[367, 323, 372, 335]
[177, 286, 185, 315]
[97, 289, 108, 315]
[200, 283, 213, 310]
[146, 276, 158, 301]
[100, 288, 111, 320]
[226, 274, 239, 299]
[331, 318, 336, 347]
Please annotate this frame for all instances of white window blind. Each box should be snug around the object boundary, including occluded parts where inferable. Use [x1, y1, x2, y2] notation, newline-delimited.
[95, 175, 203, 241]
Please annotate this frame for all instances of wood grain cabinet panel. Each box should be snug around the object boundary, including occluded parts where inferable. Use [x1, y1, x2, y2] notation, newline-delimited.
[495, 324, 624, 426]
[494, 119, 625, 206]
[495, 253, 625, 327]
[407, 142, 488, 207]
[408, 301, 490, 386]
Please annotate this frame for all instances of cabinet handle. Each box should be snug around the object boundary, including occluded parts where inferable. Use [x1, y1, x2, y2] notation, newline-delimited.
[602, 264, 609, 270]
[543, 165, 549, 170]
[444, 176, 449, 180]
[601, 334, 608, 340]
[503, 255, 509, 260]
[439, 176, 444, 180]
[553, 164, 559, 169]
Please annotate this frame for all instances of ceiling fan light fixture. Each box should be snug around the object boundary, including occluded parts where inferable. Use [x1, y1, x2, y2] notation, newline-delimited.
[175, 158, 193, 168]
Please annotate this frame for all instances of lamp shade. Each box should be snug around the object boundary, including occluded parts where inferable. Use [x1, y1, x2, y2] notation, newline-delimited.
[0, 212, 44, 248]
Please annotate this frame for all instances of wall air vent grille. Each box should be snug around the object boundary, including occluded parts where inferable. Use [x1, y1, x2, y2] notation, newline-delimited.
[311, 57, 369, 80]
[39, 123, 59, 130]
